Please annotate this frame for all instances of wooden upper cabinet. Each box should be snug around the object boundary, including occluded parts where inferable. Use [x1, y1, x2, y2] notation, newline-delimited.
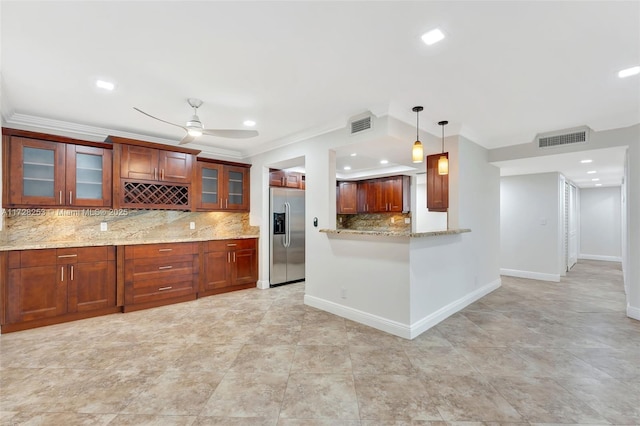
[3, 130, 112, 208]
[269, 169, 305, 189]
[119, 144, 192, 183]
[381, 176, 405, 212]
[194, 160, 250, 212]
[337, 181, 358, 214]
[426, 153, 449, 212]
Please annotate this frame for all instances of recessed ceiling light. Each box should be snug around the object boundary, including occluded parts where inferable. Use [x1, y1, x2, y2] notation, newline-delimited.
[580, 159, 593, 164]
[95, 79, 115, 91]
[618, 66, 640, 78]
[243, 120, 256, 127]
[380, 160, 389, 165]
[343, 166, 351, 171]
[587, 170, 597, 174]
[350, 153, 357, 157]
[421, 28, 445, 46]
[592, 178, 600, 182]
[595, 184, 602, 187]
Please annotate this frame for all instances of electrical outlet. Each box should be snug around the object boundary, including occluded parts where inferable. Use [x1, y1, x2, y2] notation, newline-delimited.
[390, 217, 395, 224]
[100, 222, 107, 232]
[404, 218, 411, 224]
[189, 221, 196, 230]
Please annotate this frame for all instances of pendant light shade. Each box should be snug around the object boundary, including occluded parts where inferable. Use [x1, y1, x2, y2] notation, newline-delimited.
[412, 106, 424, 163]
[437, 120, 449, 175]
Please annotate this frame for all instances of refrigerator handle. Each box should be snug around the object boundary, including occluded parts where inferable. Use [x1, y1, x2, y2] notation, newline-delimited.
[284, 202, 291, 247]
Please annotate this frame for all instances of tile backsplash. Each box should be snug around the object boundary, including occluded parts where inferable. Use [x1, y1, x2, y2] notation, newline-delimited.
[337, 212, 411, 232]
[0, 209, 258, 246]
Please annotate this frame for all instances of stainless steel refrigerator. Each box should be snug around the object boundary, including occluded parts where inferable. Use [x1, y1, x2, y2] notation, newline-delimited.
[270, 187, 305, 286]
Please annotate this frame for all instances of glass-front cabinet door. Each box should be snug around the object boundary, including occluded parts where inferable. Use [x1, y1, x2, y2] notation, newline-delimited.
[195, 162, 223, 210]
[66, 145, 112, 207]
[223, 166, 249, 211]
[10, 137, 65, 206]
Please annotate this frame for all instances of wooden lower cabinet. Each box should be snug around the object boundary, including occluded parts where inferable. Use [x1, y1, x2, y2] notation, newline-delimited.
[1, 246, 117, 332]
[200, 238, 258, 297]
[122, 242, 198, 312]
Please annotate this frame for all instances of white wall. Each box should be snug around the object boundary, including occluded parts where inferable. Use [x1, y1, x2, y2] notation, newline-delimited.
[413, 173, 447, 232]
[579, 186, 622, 261]
[500, 172, 563, 281]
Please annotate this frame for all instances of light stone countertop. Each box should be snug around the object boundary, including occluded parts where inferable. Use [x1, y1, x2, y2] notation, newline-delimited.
[319, 228, 471, 237]
[0, 233, 260, 251]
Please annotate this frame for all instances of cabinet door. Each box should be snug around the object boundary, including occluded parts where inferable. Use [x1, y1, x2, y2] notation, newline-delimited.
[285, 172, 302, 188]
[231, 247, 257, 285]
[203, 250, 230, 290]
[159, 150, 193, 183]
[269, 170, 286, 187]
[9, 137, 65, 206]
[195, 162, 223, 210]
[384, 177, 404, 212]
[426, 153, 449, 212]
[7, 265, 66, 323]
[337, 181, 357, 214]
[120, 144, 159, 180]
[67, 260, 116, 313]
[66, 145, 112, 207]
[223, 166, 250, 211]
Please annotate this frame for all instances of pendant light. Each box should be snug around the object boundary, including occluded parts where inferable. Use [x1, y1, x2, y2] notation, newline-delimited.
[437, 120, 449, 175]
[412, 106, 424, 163]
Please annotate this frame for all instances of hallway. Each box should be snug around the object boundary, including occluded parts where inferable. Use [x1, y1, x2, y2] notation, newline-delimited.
[1, 260, 638, 424]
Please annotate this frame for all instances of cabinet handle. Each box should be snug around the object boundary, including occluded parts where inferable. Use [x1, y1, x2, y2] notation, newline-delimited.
[161, 169, 165, 180]
[70, 265, 74, 281]
[158, 248, 173, 252]
[69, 191, 73, 204]
[227, 243, 237, 247]
[233, 252, 236, 263]
[227, 252, 231, 263]
[58, 254, 78, 258]
[225, 199, 228, 208]
[158, 286, 173, 291]
[59, 191, 63, 204]
[158, 265, 173, 270]
[281, 177, 285, 185]
[61, 266, 65, 282]
[154, 168, 158, 180]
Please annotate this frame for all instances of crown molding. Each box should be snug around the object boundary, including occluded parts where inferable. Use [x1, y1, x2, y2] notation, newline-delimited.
[3, 112, 245, 159]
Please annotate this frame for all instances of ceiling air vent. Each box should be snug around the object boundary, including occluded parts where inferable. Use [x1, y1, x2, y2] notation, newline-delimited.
[350, 115, 372, 135]
[537, 126, 589, 148]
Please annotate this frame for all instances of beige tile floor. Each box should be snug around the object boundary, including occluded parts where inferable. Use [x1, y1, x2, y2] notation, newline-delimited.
[1, 260, 639, 425]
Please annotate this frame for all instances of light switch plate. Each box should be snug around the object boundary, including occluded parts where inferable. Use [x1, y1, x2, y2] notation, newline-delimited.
[190, 221, 196, 230]
[100, 222, 107, 231]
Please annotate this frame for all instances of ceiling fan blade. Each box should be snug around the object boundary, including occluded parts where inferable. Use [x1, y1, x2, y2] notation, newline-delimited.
[133, 107, 185, 130]
[201, 129, 259, 139]
[178, 133, 197, 145]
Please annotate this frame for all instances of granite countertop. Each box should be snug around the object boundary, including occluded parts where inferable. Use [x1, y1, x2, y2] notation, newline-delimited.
[0, 233, 260, 251]
[319, 228, 471, 237]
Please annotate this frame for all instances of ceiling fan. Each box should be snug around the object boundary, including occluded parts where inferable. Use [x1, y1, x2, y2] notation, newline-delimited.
[133, 98, 259, 145]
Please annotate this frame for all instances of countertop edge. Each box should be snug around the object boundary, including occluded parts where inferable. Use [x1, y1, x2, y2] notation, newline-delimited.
[0, 234, 260, 251]
[319, 228, 471, 237]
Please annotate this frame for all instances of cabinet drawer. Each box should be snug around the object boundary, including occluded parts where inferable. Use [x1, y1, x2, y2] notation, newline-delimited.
[127, 242, 196, 259]
[130, 257, 195, 281]
[9, 249, 57, 268]
[206, 239, 256, 252]
[130, 275, 195, 304]
[57, 246, 113, 264]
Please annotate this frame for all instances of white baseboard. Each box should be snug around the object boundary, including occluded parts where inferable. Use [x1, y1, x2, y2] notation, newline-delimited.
[500, 268, 560, 282]
[304, 295, 412, 339]
[304, 278, 502, 340]
[256, 280, 270, 290]
[409, 278, 502, 339]
[627, 304, 640, 321]
[579, 254, 622, 262]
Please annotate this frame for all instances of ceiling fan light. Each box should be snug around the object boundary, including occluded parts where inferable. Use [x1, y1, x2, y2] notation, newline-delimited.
[438, 155, 449, 175]
[187, 128, 203, 137]
[412, 140, 424, 163]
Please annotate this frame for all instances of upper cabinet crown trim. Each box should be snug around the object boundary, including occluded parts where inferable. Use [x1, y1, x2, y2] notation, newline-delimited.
[3, 127, 112, 150]
[105, 135, 201, 156]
